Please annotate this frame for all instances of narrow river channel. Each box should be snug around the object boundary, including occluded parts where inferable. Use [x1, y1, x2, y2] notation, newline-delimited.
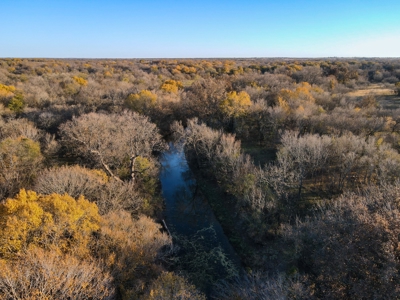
[159, 143, 242, 293]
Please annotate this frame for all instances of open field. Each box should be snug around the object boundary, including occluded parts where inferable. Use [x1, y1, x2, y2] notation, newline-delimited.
[347, 84, 400, 109]
[346, 84, 396, 97]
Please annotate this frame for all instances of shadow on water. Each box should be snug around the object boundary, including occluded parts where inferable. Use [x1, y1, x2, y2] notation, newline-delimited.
[160, 143, 242, 294]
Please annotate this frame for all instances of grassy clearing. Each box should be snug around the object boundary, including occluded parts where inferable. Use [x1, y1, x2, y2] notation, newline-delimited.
[346, 84, 400, 109]
[347, 86, 395, 97]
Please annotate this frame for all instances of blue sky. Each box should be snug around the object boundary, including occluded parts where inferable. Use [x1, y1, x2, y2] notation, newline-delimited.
[1, 0, 400, 58]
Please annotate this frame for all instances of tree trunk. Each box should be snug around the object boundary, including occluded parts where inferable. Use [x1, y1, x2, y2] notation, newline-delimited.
[130, 155, 137, 182]
[101, 159, 123, 183]
[298, 176, 303, 199]
[298, 167, 305, 198]
[90, 149, 123, 183]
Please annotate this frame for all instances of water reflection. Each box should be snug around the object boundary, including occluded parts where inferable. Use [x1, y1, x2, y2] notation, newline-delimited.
[160, 144, 218, 236]
[160, 143, 242, 292]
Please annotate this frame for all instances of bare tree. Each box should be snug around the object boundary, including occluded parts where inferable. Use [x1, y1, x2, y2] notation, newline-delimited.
[180, 78, 227, 125]
[34, 165, 144, 215]
[292, 66, 323, 85]
[59, 111, 164, 183]
[277, 131, 331, 197]
[34, 165, 106, 198]
[0, 117, 40, 141]
[0, 136, 42, 199]
[285, 183, 400, 299]
[0, 248, 115, 300]
[212, 272, 311, 300]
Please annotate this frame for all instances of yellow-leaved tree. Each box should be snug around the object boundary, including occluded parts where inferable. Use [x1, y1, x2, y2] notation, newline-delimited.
[0, 189, 100, 258]
[125, 90, 157, 113]
[0, 84, 25, 113]
[219, 91, 252, 118]
[279, 82, 316, 104]
[72, 75, 88, 86]
[0, 84, 15, 99]
[160, 79, 183, 94]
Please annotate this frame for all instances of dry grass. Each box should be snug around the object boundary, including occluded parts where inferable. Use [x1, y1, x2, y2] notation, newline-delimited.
[346, 84, 400, 109]
[347, 86, 396, 97]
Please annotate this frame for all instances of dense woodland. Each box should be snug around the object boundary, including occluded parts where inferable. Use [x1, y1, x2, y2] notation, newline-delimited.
[0, 57, 400, 299]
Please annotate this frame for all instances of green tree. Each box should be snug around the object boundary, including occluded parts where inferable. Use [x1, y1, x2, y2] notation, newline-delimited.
[7, 93, 25, 113]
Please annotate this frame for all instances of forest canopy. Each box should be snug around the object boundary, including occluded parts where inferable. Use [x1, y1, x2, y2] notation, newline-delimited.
[0, 57, 400, 299]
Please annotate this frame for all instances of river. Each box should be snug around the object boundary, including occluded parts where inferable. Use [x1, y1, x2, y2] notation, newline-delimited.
[159, 143, 242, 293]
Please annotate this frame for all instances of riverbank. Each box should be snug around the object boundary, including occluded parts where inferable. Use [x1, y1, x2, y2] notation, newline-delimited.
[185, 149, 289, 274]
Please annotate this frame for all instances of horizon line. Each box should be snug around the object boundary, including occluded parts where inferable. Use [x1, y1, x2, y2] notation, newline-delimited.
[1, 56, 400, 60]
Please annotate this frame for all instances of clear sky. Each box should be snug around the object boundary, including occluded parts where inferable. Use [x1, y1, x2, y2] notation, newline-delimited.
[1, 0, 400, 58]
